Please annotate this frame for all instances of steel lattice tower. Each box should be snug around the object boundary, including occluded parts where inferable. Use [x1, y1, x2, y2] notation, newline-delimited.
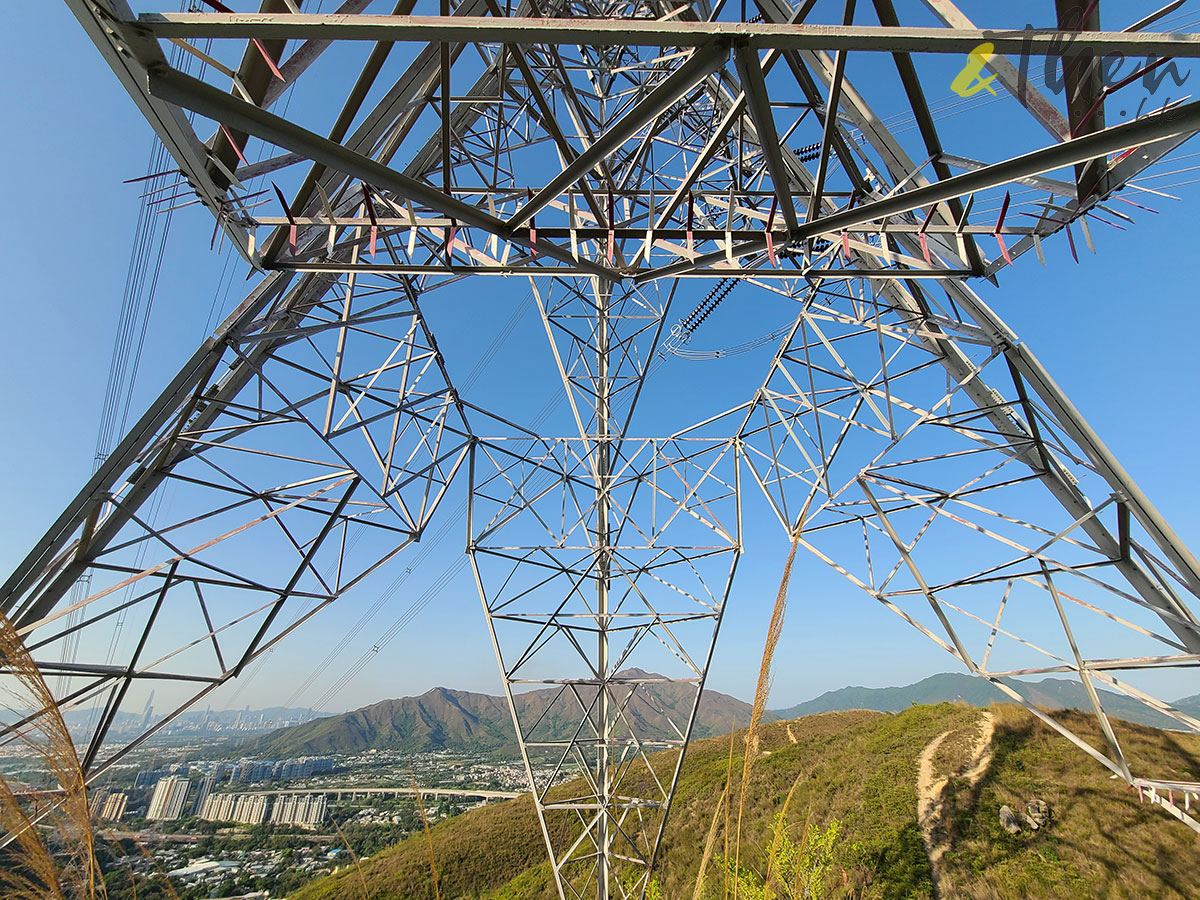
[6, 1, 1200, 896]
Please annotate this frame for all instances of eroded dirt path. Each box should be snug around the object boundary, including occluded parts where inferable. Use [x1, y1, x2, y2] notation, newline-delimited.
[916, 711, 995, 895]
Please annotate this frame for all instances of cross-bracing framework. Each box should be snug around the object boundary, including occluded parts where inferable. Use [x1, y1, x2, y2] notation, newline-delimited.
[5, 0, 1200, 895]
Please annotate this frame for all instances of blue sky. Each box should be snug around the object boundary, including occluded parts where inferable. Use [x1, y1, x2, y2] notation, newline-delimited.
[3, 2, 1200, 716]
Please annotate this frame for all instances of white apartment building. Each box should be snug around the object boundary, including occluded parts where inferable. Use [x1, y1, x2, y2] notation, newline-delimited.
[270, 793, 327, 829]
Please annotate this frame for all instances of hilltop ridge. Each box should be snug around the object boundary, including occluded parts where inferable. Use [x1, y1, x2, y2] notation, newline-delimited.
[248, 671, 1196, 757]
[774, 671, 1198, 728]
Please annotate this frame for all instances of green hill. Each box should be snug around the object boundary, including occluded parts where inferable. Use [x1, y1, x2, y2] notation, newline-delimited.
[773, 673, 1006, 718]
[287, 704, 1200, 900]
[1177, 693, 1200, 716]
[250, 669, 762, 758]
[774, 673, 1190, 730]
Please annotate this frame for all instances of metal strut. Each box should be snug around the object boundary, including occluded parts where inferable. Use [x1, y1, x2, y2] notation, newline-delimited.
[9, 4, 1200, 896]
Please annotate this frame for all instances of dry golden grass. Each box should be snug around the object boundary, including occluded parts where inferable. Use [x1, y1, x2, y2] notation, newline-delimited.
[412, 770, 442, 900]
[692, 728, 737, 900]
[733, 537, 800, 899]
[0, 610, 102, 900]
[332, 816, 372, 900]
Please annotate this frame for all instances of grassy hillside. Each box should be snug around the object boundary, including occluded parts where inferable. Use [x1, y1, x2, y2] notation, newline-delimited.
[286, 702, 1200, 900]
[936, 705, 1200, 899]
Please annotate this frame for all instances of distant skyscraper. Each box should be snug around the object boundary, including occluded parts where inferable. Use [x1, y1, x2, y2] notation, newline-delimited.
[232, 793, 269, 825]
[139, 691, 155, 733]
[146, 775, 190, 821]
[200, 792, 237, 822]
[134, 768, 165, 789]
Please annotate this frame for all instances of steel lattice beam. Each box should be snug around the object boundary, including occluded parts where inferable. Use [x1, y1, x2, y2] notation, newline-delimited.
[8, 1, 1200, 895]
[134, 14, 1200, 56]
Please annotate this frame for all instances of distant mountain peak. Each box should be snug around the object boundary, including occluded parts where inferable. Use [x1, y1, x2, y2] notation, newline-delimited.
[613, 667, 660, 679]
[249, 676, 754, 757]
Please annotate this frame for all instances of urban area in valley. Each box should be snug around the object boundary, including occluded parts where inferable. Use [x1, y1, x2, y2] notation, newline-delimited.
[0, 702, 558, 900]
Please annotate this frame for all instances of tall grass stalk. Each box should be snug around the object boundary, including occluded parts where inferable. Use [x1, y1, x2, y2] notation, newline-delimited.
[763, 771, 806, 898]
[412, 771, 441, 900]
[733, 537, 799, 900]
[0, 610, 101, 900]
[333, 817, 371, 900]
[692, 726, 737, 900]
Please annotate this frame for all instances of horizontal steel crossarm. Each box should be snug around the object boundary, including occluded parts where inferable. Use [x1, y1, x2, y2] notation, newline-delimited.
[144, 66, 620, 281]
[275, 263, 621, 278]
[512, 674, 703, 685]
[135, 14, 1200, 57]
[540, 800, 668, 809]
[253, 221, 1057, 236]
[1135, 778, 1200, 791]
[977, 133, 1198, 276]
[636, 100, 1200, 282]
[274, 264, 967, 279]
[487, 610, 721, 623]
[17, 662, 220, 683]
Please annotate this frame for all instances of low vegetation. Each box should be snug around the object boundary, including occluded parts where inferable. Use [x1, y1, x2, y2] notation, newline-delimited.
[287, 703, 1200, 900]
[936, 706, 1200, 899]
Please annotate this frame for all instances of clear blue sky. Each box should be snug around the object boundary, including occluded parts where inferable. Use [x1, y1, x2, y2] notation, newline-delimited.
[3, 2, 1200, 716]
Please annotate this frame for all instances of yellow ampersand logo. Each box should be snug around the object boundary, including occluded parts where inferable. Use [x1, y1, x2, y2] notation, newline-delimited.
[951, 42, 999, 97]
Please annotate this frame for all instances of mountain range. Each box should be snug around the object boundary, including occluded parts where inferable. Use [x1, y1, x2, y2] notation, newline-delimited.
[775, 672, 1200, 727]
[249, 671, 1200, 757]
[249, 668, 758, 757]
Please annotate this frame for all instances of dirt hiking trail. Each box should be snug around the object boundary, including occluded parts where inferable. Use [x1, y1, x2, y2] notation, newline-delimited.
[916, 711, 995, 895]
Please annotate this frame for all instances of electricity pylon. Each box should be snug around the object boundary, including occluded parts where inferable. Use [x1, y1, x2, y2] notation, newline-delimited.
[5, 1, 1200, 895]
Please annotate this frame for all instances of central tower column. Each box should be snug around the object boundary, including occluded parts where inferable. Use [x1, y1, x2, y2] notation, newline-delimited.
[596, 278, 611, 900]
